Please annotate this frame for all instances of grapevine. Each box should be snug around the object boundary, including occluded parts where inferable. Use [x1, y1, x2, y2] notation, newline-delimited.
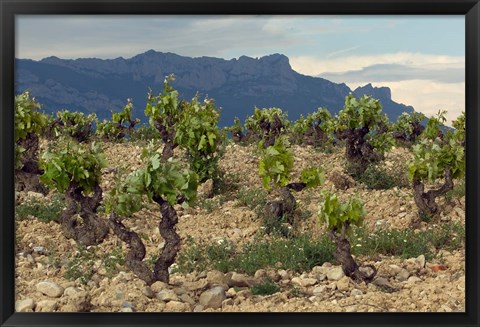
[15, 91, 48, 193]
[39, 140, 109, 245]
[318, 191, 376, 281]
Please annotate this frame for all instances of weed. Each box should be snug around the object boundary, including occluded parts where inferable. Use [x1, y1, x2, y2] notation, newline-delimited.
[198, 194, 229, 213]
[102, 247, 125, 277]
[175, 237, 206, 273]
[350, 222, 465, 260]
[225, 236, 334, 275]
[261, 214, 293, 238]
[290, 286, 302, 297]
[176, 234, 334, 276]
[212, 171, 241, 198]
[144, 254, 159, 271]
[205, 239, 235, 272]
[428, 222, 465, 252]
[15, 193, 64, 223]
[251, 279, 280, 296]
[129, 125, 161, 142]
[64, 247, 96, 285]
[445, 178, 465, 203]
[47, 249, 62, 269]
[175, 222, 464, 276]
[419, 211, 433, 223]
[345, 163, 409, 190]
[198, 198, 217, 213]
[236, 186, 267, 211]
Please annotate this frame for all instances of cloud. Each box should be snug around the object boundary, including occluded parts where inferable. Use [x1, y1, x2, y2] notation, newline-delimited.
[326, 45, 362, 59]
[320, 63, 464, 84]
[16, 16, 304, 60]
[289, 52, 464, 77]
[347, 80, 464, 126]
[289, 52, 465, 125]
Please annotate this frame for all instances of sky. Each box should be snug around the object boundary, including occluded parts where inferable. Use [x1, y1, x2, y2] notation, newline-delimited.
[16, 15, 465, 124]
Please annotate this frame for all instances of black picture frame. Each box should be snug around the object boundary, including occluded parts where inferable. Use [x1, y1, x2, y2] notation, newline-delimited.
[1, 1, 479, 326]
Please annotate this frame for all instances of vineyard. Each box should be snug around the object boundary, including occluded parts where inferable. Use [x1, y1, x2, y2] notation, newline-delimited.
[14, 75, 465, 312]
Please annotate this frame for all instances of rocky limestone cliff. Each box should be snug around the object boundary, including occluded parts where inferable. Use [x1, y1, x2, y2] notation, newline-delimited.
[16, 50, 415, 126]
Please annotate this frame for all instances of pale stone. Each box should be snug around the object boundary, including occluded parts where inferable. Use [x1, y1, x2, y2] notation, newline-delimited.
[57, 292, 91, 312]
[150, 281, 168, 293]
[165, 301, 190, 312]
[228, 272, 255, 287]
[312, 285, 327, 296]
[156, 289, 179, 302]
[350, 288, 363, 297]
[36, 281, 64, 298]
[278, 269, 290, 280]
[326, 266, 345, 281]
[193, 304, 204, 312]
[345, 305, 357, 312]
[336, 277, 350, 292]
[15, 298, 35, 312]
[389, 264, 402, 274]
[291, 277, 317, 288]
[178, 293, 195, 305]
[254, 269, 267, 279]
[407, 276, 422, 283]
[221, 298, 234, 309]
[416, 254, 426, 268]
[226, 287, 237, 297]
[311, 266, 327, 275]
[63, 287, 83, 297]
[199, 286, 227, 309]
[35, 299, 58, 312]
[396, 269, 410, 282]
[141, 286, 155, 299]
[207, 270, 226, 285]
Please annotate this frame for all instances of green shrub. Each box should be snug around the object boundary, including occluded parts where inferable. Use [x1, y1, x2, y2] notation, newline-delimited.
[350, 222, 464, 260]
[129, 125, 161, 142]
[176, 223, 464, 276]
[351, 164, 408, 190]
[64, 247, 96, 285]
[260, 214, 292, 238]
[251, 279, 280, 296]
[175, 236, 235, 274]
[15, 193, 64, 223]
[236, 186, 268, 211]
[445, 178, 466, 202]
[102, 247, 126, 277]
[176, 234, 335, 275]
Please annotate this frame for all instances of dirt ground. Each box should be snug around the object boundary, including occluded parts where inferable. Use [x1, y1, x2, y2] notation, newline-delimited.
[14, 141, 465, 312]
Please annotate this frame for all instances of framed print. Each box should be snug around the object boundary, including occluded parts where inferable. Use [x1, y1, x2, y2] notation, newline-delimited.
[1, 1, 479, 326]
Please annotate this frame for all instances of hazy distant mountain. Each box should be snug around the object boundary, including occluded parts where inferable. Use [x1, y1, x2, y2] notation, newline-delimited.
[15, 50, 415, 127]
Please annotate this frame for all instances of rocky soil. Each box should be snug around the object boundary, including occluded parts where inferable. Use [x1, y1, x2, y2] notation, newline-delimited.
[15, 141, 465, 312]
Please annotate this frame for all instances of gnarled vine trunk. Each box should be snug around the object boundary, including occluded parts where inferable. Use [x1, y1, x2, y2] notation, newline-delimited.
[392, 121, 425, 147]
[412, 168, 454, 218]
[15, 132, 47, 194]
[152, 197, 181, 283]
[109, 213, 155, 285]
[260, 113, 284, 148]
[154, 119, 177, 160]
[264, 183, 306, 225]
[109, 195, 183, 285]
[61, 183, 109, 246]
[337, 127, 382, 176]
[329, 226, 377, 282]
[304, 124, 327, 147]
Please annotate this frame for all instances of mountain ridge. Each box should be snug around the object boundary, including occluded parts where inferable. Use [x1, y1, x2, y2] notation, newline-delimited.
[15, 50, 415, 127]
